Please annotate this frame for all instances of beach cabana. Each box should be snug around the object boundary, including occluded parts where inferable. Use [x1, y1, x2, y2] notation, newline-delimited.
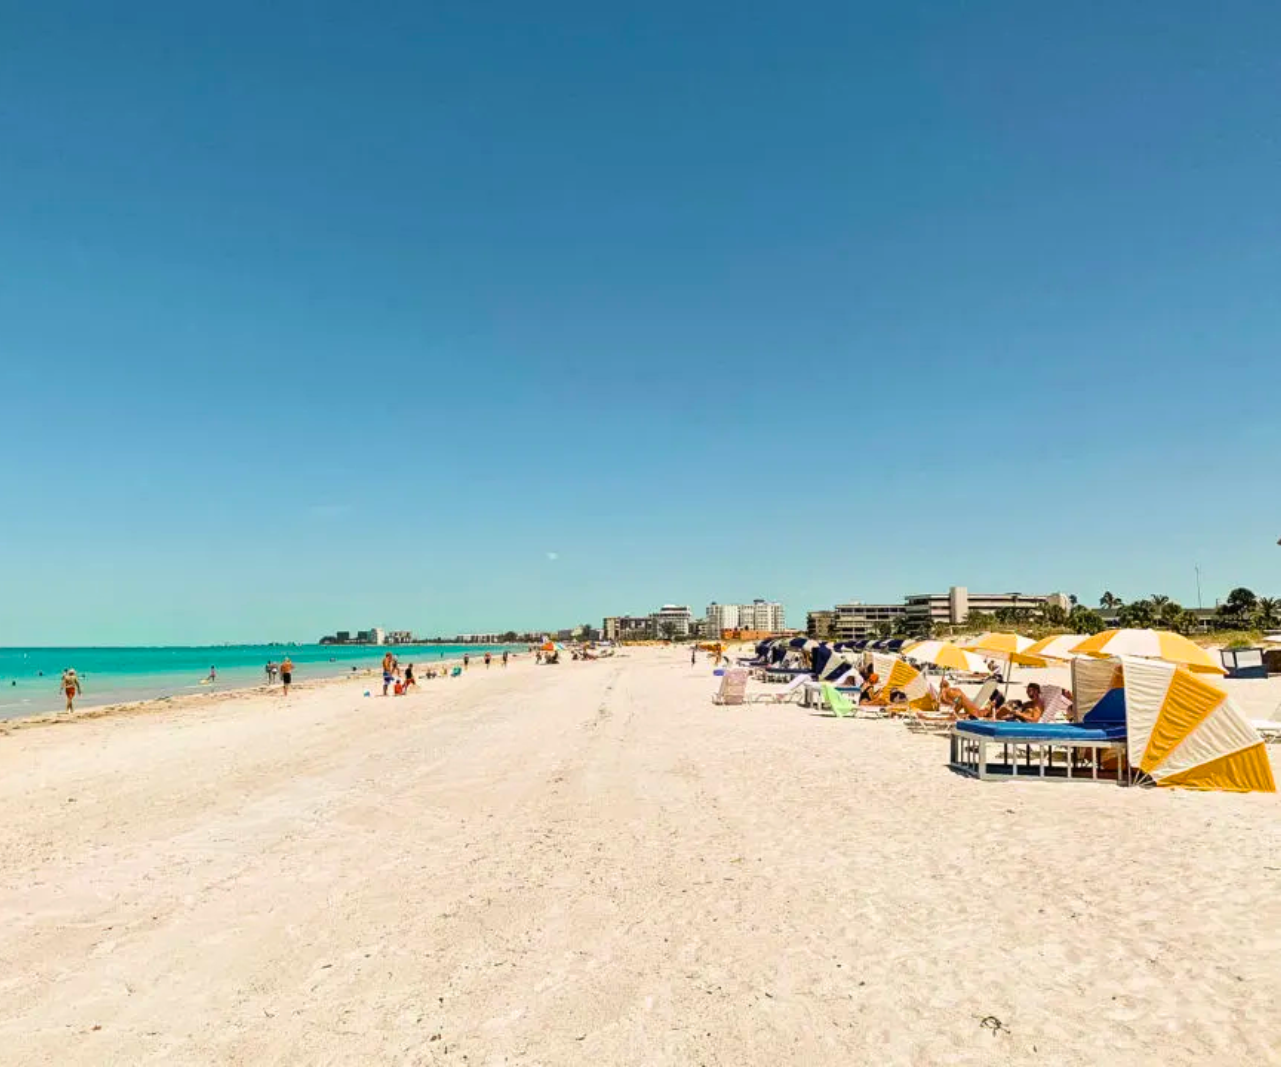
[1076, 656, 1274, 793]
[867, 652, 937, 710]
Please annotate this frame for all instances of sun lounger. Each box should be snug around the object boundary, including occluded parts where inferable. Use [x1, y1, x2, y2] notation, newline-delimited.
[750, 673, 811, 704]
[949, 720, 1129, 784]
[762, 666, 811, 684]
[819, 683, 857, 718]
[1251, 718, 1281, 743]
[909, 680, 996, 733]
[713, 668, 749, 705]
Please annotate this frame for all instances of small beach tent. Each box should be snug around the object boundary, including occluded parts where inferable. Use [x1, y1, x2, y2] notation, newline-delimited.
[810, 644, 834, 678]
[1072, 656, 1274, 793]
[818, 652, 854, 682]
[868, 653, 937, 710]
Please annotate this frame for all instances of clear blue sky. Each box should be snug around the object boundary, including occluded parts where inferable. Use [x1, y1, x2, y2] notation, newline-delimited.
[2, 1, 1279, 644]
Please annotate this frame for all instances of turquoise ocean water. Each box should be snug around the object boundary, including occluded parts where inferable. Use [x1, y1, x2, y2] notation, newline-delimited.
[0, 643, 524, 719]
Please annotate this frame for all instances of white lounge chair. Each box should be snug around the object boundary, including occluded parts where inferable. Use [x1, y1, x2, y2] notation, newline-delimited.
[750, 673, 811, 704]
[907, 679, 997, 734]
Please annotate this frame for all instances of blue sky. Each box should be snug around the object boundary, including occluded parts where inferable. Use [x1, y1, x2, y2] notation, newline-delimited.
[2, 0, 1279, 644]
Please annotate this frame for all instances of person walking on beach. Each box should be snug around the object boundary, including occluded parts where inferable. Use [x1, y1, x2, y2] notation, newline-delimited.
[280, 656, 294, 696]
[382, 651, 396, 696]
[60, 668, 82, 713]
[463, 653, 470, 670]
[502, 650, 509, 667]
[484, 652, 492, 669]
[690, 646, 697, 666]
[265, 661, 278, 685]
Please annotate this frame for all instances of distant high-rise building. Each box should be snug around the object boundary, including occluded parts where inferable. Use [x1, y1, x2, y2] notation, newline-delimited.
[705, 599, 784, 636]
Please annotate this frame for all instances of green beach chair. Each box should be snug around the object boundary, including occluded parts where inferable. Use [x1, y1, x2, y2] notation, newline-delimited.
[820, 683, 856, 718]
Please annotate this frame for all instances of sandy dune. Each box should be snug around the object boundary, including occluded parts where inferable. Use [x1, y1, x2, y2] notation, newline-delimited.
[0, 649, 1278, 1065]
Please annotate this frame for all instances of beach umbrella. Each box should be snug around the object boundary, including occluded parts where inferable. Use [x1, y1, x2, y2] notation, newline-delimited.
[968, 632, 1049, 668]
[901, 640, 992, 674]
[1023, 634, 1089, 662]
[1071, 629, 1225, 675]
[788, 636, 809, 649]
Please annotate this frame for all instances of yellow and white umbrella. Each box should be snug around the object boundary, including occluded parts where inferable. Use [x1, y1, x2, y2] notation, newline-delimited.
[1071, 629, 1225, 675]
[1023, 633, 1089, 661]
[967, 632, 1049, 668]
[901, 640, 992, 674]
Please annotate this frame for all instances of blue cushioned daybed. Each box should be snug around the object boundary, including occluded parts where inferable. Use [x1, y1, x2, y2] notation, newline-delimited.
[955, 721, 1127, 742]
[949, 705, 1130, 785]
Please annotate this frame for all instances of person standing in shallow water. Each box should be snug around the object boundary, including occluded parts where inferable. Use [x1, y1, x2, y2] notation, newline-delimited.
[280, 656, 294, 695]
[60, 668, 82, 713]
[503, 650, 509, 667]
[484, 652, 492, 668]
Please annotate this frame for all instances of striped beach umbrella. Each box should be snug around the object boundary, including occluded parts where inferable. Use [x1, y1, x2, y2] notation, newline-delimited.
[1023, 633, 1089, 662]
[1071, 629, 1225, 674]
[901, 640, 992, 674]
[967, 632, 1049, 668]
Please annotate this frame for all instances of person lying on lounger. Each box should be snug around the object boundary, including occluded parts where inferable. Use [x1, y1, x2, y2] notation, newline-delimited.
[938, 683, 992, 719]
[857, 673, 881, 704]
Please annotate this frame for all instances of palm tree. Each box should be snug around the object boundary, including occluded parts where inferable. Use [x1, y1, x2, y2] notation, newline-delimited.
[1150, 594, 1171, 609]
[1099, 592, 1122, 610]
[1118, 599, 1156, 628]
[1253, 597, 1279, 629]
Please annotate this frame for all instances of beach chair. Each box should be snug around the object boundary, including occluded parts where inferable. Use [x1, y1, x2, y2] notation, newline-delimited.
[713, 668, 749, 705]
[450, 666, 462, 678]
[820, 683, 857, 718]
[1035, 684, 1073, 723]
[1251, 704, 1281, 743]
[750, 673, 811, 704]
[907, 679, 996, 734]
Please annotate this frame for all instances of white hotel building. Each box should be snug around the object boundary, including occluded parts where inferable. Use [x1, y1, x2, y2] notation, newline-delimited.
[705, 599, 785, 636]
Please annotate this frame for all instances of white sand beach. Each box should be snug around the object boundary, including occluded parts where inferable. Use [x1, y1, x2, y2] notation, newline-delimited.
[0, 648, 1278, 1066]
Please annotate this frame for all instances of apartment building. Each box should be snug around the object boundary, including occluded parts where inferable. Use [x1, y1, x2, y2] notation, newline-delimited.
[707, 599, 785, 637]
